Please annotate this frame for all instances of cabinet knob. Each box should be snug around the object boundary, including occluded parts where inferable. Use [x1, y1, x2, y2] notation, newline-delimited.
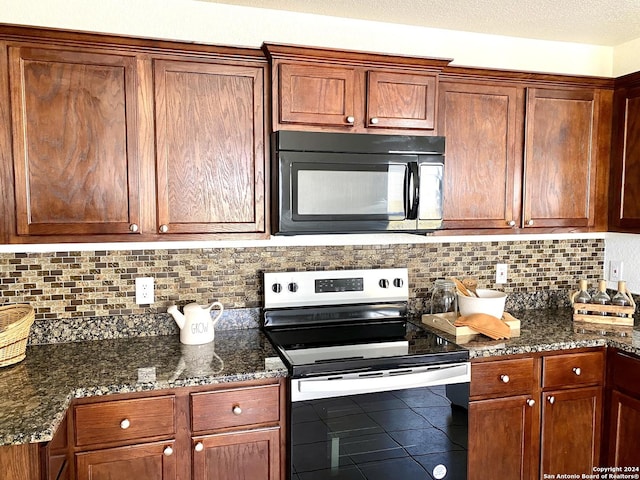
[163, 446, 173, 456]
[573, 367, 582, 376]
[526, 219, 534, 226]
[370, 117, 379, 125]
[194, 442, 204, 452]
[120, 418, 131, 429]
[232, 405, 242, 415]
[129, 223, 139, 233]
[526, 399, 535, 407]
[346, 116, 355, 124]
[500, 374, 510, 383]
[507, 220, 516, 227]
[159, 224, 169, 233]
[548, 395, 556, 404]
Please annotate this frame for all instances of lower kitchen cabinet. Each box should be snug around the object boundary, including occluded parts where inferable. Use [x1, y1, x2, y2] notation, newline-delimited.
[76, 441, 177, 480]
[57, 377, 285, 480]
[540, 387, 602, 476]
[606, 349, 640, 466]
[192, 428, 280, 480]
[468, 348, 604, 480]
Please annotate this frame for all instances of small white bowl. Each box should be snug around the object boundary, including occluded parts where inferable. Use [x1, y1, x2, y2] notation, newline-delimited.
[457, 289, 507, 319]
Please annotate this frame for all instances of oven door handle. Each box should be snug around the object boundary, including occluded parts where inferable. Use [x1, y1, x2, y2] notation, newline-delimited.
[295, 363, 470, 398]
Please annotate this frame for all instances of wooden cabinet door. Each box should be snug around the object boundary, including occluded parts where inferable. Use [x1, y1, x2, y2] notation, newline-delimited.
[75, 441, 176, 480]
[438, 82, 523, 229]
[192, 428, 280, 480]
[277, 62, 357, 128]
[523, 88, 598, 229]
[154, 60, 266, 234]
[9, 46, 141, 236]
[468, 396, 539, 480]
[609, 84, 640, 230]
[366, 70, 436, 130]
[608, 390, 640, 467]
[540, 387, 601, 478]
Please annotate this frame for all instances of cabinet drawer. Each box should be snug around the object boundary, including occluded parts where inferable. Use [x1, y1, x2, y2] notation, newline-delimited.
[542, 351, 604, 389]
[470, 357, 536, 399]
[611, 351, 640, 397]
[74, 395, 175, 447]
[191, 384, 280, 432]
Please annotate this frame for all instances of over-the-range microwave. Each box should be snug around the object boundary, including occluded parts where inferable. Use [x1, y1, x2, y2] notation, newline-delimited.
[272, 130, 445, 235]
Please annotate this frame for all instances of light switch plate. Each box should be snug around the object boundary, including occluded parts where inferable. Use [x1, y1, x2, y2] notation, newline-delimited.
[609, 261, 623, 282]
[496, 264, 508, 284]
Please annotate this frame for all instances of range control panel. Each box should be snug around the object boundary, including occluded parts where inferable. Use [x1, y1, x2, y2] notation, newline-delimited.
[263, 268, 409, 309]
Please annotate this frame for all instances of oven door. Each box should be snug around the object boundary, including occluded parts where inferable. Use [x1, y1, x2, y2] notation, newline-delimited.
[289, 363, 470, 480]
[276, 151, 443, 234]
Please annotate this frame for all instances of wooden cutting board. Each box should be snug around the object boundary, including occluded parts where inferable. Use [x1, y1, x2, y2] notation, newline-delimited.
[422, 312, 521, 343]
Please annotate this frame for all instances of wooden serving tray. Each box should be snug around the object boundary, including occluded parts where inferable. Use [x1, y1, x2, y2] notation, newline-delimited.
[421, 312, 521, 343]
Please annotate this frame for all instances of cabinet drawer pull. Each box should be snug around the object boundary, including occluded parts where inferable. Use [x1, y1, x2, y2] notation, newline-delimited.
[500, 374, 510, 383]
[346, 116, 355, 124]
[526, 219, 534, 226]
[507, 220, 516, 227]
[129, 223, 139, 233]
[120, 419, 131, 430]
[573, 367, 582, 376]
[194, 442, 204, 452]
[370, 117, 379, 125]
[548, 395, 555, 404]
[159, 224, 169, 233]
[232, 405, 242, 415]
[526, 399, 535, 407]
[163, 446, 173, 456]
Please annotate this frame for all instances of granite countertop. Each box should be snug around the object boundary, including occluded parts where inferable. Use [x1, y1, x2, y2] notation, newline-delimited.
[417, 307, 640, 359]
[0, 328, 287, 446]
[2, 308, 640, 448]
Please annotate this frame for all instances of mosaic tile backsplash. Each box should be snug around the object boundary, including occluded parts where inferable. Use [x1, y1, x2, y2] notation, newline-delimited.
[0, 239, 605, 330]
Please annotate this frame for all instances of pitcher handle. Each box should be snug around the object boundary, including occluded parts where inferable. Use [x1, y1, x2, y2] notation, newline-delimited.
[208, 301, 224, 324]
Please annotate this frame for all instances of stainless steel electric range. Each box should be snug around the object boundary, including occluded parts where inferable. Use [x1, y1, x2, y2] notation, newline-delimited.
[262, 268, 470, 480]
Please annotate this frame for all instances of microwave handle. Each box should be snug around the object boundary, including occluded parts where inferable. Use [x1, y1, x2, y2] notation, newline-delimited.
[407, 162, 420, 220]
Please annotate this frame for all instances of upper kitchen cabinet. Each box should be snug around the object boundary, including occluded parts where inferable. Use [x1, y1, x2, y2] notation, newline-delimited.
[609, 72, 640, 231]
[7, 45, 142, 237]
[438, 69, 613, 233]
[153, 59, 266, 235]
[0, 25, 268, 243]
[264, 43, 450, 134]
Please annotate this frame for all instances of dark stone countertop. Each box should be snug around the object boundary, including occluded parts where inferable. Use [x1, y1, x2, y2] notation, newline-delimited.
[2, 308, 640, 447]
[417, 307, 640, 359]
[0, 328, 287, 446]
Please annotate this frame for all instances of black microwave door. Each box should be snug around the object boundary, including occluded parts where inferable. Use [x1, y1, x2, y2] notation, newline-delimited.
[278, 152, 419, 233]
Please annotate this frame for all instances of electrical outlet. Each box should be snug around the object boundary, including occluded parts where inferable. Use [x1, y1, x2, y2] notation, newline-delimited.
[609, 260, 623, 282]
[496, 264, 508, 284]
[135, 277, 155, 304]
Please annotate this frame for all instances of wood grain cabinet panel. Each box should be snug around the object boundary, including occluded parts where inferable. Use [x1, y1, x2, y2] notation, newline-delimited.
[154, 59, 266, 235]
[191, 384, 280, 432]
[438, 82, 522, 229]
[523, 88, 598, 228]
[366, 70, 436, 130]
[468, 395, 538, 480]
[542, 350, 604, 389]
[278, 63, 356, 127]
[470, 357, 536, 399]
[192, 428, 280, 480]
[540, 387, 602, 477]
[8, 46, 141, 236]
[609, 79, 640, 230]
[76, 440, 177, 480]
[74, 395, 175, 448]
[607, 390, 640, 467]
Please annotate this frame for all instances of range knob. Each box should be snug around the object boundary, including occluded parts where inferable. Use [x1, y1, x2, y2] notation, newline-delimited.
[271, 283, 283, 293]
[393, 278, 404, 288]
[379, 279, 390, 288]
[288, 282, 298, 293]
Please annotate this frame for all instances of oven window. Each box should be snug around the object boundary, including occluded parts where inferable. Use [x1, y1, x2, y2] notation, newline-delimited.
[293, 164, 406, 219]
[290, 385, 467, 480]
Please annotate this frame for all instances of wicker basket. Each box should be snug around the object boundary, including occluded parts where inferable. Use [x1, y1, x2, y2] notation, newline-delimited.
[0, 304, 35, 367]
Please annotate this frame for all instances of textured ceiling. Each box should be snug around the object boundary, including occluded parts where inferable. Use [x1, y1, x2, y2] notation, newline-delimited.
[206, 0, 640, 46]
